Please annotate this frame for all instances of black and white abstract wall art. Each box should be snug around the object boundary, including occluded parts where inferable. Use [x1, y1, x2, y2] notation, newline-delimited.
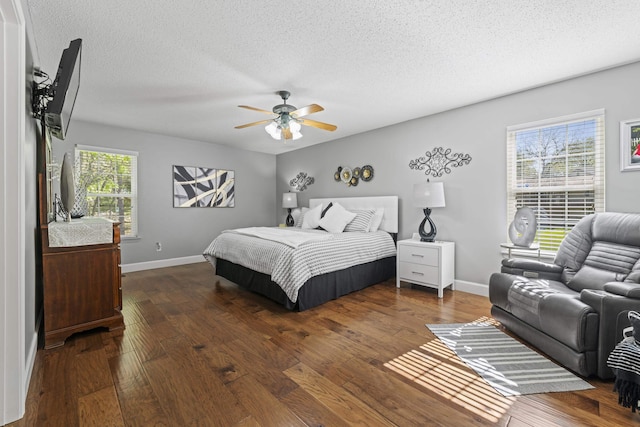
[173, 165, 235, 208]
[212, 169, 235, 207]
[173, 166, 197, 207]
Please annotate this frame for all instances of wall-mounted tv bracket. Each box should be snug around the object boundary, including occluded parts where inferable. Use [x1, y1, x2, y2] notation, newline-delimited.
[32, 69, 52, 120]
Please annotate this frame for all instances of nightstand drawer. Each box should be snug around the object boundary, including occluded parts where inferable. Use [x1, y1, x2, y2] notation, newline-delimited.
[398, 262, 438, 284]
[398, 244, 438, 266]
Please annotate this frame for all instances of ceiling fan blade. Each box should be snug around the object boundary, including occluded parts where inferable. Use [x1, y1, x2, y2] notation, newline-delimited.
[291, 104, 324, 118]
[298, 118, 337, 132]
[282, 127, 293, 140]
[238, 105, 275, 115]
[234, 119, 273, 129]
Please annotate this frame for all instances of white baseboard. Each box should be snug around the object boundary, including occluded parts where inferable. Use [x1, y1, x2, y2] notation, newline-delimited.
[24, 311, 41, 402]
[122, 255, 206, 273]
[454, 280, 489, 297]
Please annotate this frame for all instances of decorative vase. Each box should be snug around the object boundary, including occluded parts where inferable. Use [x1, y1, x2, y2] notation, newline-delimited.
[69, 185, 88, 219]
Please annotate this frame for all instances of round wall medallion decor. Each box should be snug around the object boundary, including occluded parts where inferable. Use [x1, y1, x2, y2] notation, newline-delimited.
[334, 165, 374, 187]
[341, 167, 352, 183]
[361, 165, 374, 181]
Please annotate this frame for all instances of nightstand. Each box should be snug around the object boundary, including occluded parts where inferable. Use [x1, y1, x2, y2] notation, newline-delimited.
[396, 239, 455, 298]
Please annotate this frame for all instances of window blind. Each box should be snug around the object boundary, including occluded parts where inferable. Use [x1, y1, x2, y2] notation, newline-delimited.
[75, 145, 138, 238]
[506, 109, 605, 255]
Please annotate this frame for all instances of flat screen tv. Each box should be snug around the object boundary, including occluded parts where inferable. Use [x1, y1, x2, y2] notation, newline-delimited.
[45, 38, 82, 140]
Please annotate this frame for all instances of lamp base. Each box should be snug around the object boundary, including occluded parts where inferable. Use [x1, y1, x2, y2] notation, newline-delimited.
[286, 208, 294, 227]
[418, 208, 437, 242]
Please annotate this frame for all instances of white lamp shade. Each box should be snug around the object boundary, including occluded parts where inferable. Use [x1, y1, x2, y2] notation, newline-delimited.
[289, 121, 301, 133]
[413, 181, 445, 208]
[282, 192, 298, 208]
[266, 120, 303, 140]
[265, 122, 281, 139]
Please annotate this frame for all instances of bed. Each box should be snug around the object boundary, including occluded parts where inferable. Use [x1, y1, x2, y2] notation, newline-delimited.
[203, 196, 398, 310]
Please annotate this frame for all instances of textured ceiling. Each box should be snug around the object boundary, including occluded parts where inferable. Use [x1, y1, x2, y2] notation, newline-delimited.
[25, 0, 640, 155]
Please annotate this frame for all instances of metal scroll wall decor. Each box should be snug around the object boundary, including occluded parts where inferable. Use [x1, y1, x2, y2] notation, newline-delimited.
[409, 147, 472, 177]
[334, 165, 374, 187]
[289, 172, 314, 191]
[173, 165, 235, 208]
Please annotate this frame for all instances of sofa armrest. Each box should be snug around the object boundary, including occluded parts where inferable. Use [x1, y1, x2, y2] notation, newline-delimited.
[602, 281, 640, 298]
[580, 289, 640, 378]
[500, 258, 563, 281]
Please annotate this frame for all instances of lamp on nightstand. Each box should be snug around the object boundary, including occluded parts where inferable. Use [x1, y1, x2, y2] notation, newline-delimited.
[413, 181, 445, 242]
[282, 192, 298, 226]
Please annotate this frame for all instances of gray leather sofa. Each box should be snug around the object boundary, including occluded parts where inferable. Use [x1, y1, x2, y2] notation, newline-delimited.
[489, 212, 640, 379]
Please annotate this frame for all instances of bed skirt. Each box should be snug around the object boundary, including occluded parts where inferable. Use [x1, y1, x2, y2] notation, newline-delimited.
[215, 256, 396, 311]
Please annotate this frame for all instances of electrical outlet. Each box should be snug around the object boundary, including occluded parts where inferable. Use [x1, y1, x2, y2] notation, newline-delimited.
[155, 242, 162, 252]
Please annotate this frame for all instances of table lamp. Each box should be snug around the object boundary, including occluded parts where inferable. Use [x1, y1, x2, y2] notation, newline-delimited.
[282, 192, 298, 226]
[413, 181, 445, 242]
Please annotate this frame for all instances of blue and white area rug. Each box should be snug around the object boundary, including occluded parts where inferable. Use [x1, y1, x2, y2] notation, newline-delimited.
[426, 319, 594, 396]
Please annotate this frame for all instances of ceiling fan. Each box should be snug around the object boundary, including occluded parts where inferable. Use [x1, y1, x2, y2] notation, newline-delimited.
[235, 90, 337, 141]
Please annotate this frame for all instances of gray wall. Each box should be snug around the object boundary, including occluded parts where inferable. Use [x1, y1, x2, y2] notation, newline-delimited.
[52, 121, 276, 265]
[276, 61, 640, 288]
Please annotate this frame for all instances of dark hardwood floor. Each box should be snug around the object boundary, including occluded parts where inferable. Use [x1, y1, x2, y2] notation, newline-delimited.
[10, 262, 639, 426]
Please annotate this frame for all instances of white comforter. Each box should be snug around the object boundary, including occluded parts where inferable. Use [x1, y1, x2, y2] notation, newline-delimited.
[203, 227, 396, 303]
[224, 227, 332, 248]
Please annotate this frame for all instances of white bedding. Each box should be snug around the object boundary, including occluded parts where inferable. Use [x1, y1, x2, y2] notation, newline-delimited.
[203, 227, 396, 303]
[224, 226, 331, 248]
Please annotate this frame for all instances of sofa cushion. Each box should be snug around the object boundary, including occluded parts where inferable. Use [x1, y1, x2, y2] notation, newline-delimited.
[506, 279, 578, 329]
[507, 280, 562, 323]
[592, 212, 640, 247]
[537, 295, 599, 352]
[568, 265, 624, 291]
[554, 215, 594, 275]
[500, 278, 596, 352]
[566, 242, 640, 292]
[626, 259, 640, 284]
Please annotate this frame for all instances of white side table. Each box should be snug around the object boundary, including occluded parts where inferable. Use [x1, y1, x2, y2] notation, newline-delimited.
[500, 242, 540, 260]
[396, 239, 455, 298]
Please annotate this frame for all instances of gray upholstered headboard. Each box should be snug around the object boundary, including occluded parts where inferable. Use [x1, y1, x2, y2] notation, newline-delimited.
[308, 196, 398, 233]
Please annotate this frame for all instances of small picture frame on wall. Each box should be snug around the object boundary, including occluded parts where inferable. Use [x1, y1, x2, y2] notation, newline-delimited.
[620, 118, 640, 171]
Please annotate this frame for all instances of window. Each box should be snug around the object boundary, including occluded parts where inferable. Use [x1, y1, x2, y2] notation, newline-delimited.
[75, 145, 138, 238]
[506, 109, 605, 254]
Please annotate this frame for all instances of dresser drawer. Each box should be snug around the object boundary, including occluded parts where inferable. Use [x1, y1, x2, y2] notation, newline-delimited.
[398, 262, 439, 285]
[398, 244, 439, 266]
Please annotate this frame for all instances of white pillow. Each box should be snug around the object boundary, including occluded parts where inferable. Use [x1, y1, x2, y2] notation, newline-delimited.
[294, 207, 309, 227]
[301, 204, 323, 229]
[318, 202, 357, 233]
[368, 208, 385, 232]
[344, 209, 375, 232]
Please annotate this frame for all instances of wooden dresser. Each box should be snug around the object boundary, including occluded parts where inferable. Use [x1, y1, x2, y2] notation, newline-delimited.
[41, 221, 124, 349]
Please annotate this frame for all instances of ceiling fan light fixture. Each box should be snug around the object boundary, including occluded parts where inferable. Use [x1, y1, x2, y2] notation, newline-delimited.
[290, 121, 303, 140]
[265, 121, 281, 139]
[289, 120, 302, 133]
[239, 90, 336, 142]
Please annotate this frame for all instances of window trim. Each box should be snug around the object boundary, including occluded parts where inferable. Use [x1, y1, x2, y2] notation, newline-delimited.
[506, 109, 605, 257]
[75, 144, 139, 239]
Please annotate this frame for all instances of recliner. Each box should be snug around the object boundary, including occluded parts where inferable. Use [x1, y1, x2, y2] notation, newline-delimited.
[489, 212, 640, 379]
